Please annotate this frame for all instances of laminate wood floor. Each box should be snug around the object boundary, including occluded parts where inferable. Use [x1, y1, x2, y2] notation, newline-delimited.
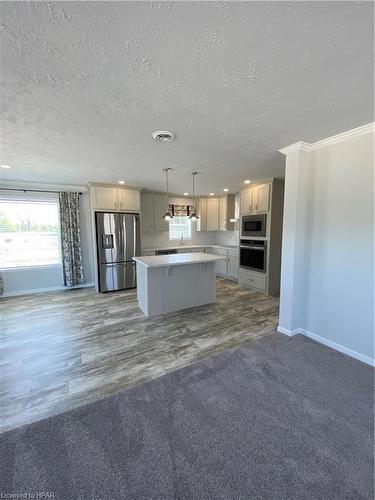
[0, 278, 279, 432]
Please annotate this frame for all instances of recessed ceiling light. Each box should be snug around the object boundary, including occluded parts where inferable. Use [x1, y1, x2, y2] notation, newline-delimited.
[0, 165, 11, 169]
[118, 180, 125, 185]
[209, 192, 215, 196]
[184, 192, 189, 196]
[244, 179, 251, 184]
[223, 188, 229, 192]
[152, 130, 176, 143]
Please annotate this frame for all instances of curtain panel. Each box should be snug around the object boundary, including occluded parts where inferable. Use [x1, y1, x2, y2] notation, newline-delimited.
[169, 204, 194, 217]
[59, 192, 84, 287]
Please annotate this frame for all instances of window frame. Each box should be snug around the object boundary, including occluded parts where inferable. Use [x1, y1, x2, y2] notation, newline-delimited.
[0, 192, 63, 270]
[168, 215, 192, 241]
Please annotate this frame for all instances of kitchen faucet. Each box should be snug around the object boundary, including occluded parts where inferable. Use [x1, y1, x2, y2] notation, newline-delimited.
[179, 234, 184, 246]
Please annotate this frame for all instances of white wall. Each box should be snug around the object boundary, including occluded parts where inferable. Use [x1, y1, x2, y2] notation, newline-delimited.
[1, 185, 94, 296]
[278, 124, 374, 365]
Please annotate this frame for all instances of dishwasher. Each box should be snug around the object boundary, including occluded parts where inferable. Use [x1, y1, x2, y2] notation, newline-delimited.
[155, 249, 178, 255]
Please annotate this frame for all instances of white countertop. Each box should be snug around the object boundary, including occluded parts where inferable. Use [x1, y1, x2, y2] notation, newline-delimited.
[133, 252, 226, 268]
[142, 244, 238, 252]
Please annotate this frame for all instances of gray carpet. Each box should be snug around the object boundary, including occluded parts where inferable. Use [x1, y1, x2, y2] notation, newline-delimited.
[1, 334, 373, 500]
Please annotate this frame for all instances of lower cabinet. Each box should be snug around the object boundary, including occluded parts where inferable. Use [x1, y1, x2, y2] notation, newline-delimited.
[227, 252, 239, 280]
[239, 268, 267, 292]
[208, 247, 239, 281]
[215, 257, 227, 276]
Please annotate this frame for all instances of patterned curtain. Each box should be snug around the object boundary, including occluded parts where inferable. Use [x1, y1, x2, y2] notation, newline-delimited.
[169, 204, 194, 216]
[59, 192, 84, 287]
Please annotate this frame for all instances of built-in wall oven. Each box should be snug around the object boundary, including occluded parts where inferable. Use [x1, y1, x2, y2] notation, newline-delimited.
[240, 239, 267, 273]
[241, 214, 267, 238]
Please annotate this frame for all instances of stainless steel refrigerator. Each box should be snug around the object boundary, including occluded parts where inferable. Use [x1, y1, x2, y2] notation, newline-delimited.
[95, 212, 141, 292]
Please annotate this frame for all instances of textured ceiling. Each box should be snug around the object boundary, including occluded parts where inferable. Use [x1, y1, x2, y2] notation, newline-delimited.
[1, 1, 373, 194]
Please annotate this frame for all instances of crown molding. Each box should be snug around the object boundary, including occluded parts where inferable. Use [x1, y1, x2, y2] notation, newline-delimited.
[279, 122, 374, 156]
[279, 141, 313, 155]
[312, 122, 374, 150]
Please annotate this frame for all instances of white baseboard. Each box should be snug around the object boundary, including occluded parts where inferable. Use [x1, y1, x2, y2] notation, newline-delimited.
[276, 326, 298, 337]
[277, 325, 375, 367]
[1, 283, 95, 298]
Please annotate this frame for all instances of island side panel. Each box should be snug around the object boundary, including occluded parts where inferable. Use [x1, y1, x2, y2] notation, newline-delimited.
[146, 261, 216, 317]
[136, 262, 149, 316]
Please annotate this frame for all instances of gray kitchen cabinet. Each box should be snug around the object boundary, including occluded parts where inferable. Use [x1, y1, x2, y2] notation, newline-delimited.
[154, 194, 169, 230]
[141, 193, 154, 230]
[141, 192, 169, 231]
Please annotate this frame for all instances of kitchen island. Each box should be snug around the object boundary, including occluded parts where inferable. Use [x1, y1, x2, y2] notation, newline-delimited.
[133, 253, 226, 317]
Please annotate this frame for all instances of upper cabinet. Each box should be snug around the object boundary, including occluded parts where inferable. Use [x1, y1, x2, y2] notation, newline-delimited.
[140, 193, 154, 230]
[196, 198, 207, 232]
[240, 182, 270, 215]
[197, 194, 235, 232]
[206, 198, 219, 231]
[141, 192, 169, 231]
[92, 187, 118, 211]
[253, 183, 270, 213]
[91, 186, 141, 212]
[117, 189, 141, 211]
[240, 187, 252, 214]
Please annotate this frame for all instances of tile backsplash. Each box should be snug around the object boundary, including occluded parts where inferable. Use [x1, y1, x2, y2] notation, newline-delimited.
[215, 230, 240, 247]
[141, 227, 239, 249]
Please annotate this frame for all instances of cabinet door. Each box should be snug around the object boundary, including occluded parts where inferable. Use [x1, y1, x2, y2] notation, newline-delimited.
[206, 198, 219, 231]
[253, 184, 270, 213]
[227, 255, 239, 280]
[153, 194, 169, 231]
[240, 188, 252, 214]
[219, 197, 227, 231]
[215, 258, 227, 276]
[196, 198, 207, 231]
[117, 189, 140, 212]
[92, 187, 118, 211]
[140, 193, 154, 230]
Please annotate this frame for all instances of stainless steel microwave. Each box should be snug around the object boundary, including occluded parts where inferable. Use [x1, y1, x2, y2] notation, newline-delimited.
[241, 214, 267, 238]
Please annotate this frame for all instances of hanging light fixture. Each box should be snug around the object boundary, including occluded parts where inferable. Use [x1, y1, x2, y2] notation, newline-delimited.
[162, 167, 173, 221]
[188, 172, 199, 221]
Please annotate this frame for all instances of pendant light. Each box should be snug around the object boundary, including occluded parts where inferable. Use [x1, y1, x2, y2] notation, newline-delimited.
[188, 172, 199, 221]
[162, 167, 173, 221]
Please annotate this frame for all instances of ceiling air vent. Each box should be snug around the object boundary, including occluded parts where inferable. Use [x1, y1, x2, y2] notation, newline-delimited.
[152, 130, 176, 143]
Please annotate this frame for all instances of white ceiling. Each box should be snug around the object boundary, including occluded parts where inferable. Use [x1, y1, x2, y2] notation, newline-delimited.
[0, 1, 373, 195]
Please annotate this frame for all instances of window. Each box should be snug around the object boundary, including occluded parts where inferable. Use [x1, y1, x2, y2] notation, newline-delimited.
[169, 216, 191, 240]
[0, 197, 61, 268]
